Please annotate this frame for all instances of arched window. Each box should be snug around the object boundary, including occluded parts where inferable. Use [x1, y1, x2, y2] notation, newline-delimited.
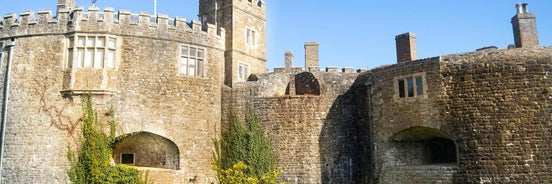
[389, 126, 458, 165]
[112, 132, 180, 170]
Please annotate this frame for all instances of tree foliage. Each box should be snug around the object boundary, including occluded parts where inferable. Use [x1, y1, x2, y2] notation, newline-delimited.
[214, 112, 284, 183]
[67, 96, 144, 184]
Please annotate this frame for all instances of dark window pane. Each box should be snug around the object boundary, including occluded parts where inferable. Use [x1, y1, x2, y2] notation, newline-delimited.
[121, 154, 134, 164]
[416, 76, 424, 96]
[407, 78, 414, 97]
[398, 79, 405, 98]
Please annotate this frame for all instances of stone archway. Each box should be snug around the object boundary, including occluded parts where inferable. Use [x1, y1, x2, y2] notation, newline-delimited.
[112, 132, 180, 170]
[388, 126, 458, 165]
[295, 72, 321, 95]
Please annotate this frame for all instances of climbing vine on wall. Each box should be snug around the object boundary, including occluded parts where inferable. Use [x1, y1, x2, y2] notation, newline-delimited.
[34, 77, 78, 139]
[67, 96, 144, 184]
[213, 112, 284, 183]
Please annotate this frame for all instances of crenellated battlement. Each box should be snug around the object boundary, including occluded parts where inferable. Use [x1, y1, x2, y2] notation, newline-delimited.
[272, 66, 368, 74]
[1, 6, 224, 42]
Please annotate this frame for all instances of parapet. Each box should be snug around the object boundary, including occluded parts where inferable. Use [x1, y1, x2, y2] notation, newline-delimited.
[272, 66, 366, 74]
[0, 6, 225, 43]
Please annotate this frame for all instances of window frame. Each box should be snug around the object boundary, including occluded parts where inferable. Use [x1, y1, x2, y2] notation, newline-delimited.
[394, 73, 427, 100]
[238, 62, 250, 82]
[179, 44, 206, 78]
[67, 34, 118, 69]
[121, 153, 135, 165]
[245, 27, 257, 48]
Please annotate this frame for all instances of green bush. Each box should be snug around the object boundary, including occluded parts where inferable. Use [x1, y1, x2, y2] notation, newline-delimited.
[214, 112, 284, 184]
[67, 96, 144, 184]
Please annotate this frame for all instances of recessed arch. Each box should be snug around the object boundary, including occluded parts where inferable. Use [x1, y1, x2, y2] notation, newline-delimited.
[112, 132, 180, 170]
[247, 74, 259, 81]
[295, 72, 320, 95]
[388, 126, 458, 165]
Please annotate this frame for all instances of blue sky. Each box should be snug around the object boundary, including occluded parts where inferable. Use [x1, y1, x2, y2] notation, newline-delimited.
[1, 0, 551, 70]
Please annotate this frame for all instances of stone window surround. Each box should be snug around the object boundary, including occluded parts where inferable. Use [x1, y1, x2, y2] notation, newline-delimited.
[179, 44, 206, 78]
[245, 27, 258, 48]
[66, 34, 120, 69]
[393, 72, 427, 100]
[238, 61, 250, 82]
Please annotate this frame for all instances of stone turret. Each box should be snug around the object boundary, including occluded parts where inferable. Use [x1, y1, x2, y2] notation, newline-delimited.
[511, 3, 539, 48]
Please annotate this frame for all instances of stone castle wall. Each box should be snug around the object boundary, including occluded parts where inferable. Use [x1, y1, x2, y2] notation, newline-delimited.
[354, 48, 552, 183]
[440, 48, 552, 183]
[0, 6, 225, 183]
[223, 70, 360, 183]
[1, 2, 551, 184]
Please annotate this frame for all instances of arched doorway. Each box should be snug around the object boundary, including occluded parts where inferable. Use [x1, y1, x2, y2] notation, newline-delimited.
[388, 126, 458, 165]
[112, 132, 180, 169]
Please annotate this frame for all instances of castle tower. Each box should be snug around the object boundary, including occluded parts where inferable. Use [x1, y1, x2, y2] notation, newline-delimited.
[511, 3, 539, 48]
[199, 0, 267, 86]
[395, 32, 417, 63]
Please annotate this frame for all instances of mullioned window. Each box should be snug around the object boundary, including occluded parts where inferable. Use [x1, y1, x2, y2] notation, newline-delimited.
[67, 35, 118, 69]
[180, 45, 205, 77]
[395, 73, 426, 99]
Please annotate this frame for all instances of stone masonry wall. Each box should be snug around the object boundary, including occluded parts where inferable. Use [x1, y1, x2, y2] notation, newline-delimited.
[356, 57, 456, 183]
[223, 71, 359, 183]
[0, 7, 225, 183]
[441, 48, 552, 183]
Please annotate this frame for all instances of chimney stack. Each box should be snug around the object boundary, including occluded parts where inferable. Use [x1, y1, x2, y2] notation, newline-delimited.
[511, 3, 539, 48]
[395, 32, 417, 63]
[304, 42, 319, 71]
[285, 51, 294, 72]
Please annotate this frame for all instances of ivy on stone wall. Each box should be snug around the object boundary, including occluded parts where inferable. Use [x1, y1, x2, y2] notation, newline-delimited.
[67, 96, 144, 184]
[214, 112, 283, 183]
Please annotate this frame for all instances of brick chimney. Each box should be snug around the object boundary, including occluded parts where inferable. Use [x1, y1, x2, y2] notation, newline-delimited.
[304, 42, 319, 71]
[511, 3, 539, 48]
[285, 51, 294, 72]
[395, 32, 417, 63]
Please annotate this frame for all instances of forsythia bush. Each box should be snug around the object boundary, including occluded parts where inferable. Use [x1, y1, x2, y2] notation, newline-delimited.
[214, 162, 283, 184]
[214, 112, 285, 184]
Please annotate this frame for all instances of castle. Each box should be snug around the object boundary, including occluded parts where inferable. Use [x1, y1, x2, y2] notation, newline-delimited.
[0, 0, 551, 183]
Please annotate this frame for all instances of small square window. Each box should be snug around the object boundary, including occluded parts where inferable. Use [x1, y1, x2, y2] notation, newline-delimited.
[396, 74, 425, 99]
[121, 153, 135, 165]
[180, 45, 205, 77]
